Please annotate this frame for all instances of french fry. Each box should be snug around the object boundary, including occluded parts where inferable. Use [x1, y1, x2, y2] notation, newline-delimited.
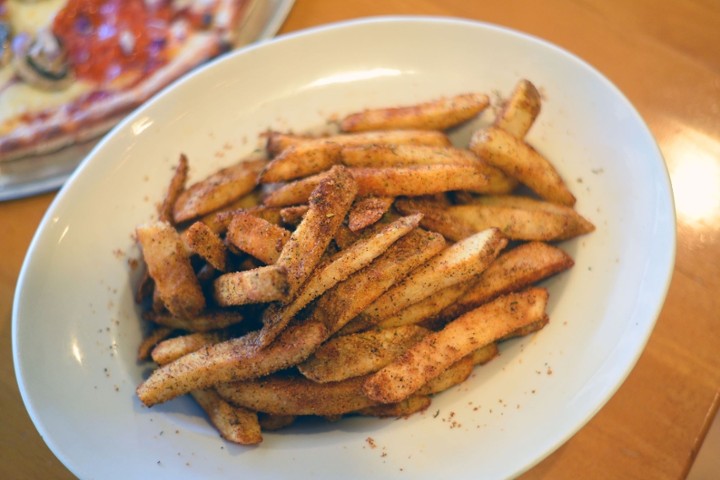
[457, 203, 586, 240]
[503, 315, 550, 340]
[136, 320, 328, 406]
[151, 331, 229, 366]
[298, 325, 430, 383]
[356, 395, 431, 418]
[225, 212, 291, 265]
[265, 129, 452, 156]
[275, 165, 358, 298]
[182, 221, 228, 271]
[137, 326, 174, 362]
[495, 79, 542, 139]
[173, 159, 266, 223]
[340, 144, 477, 168]
[344, 228, 507, 333]
[198, 193, 265, 234]
[394, 197, 476, 242]
[470, 126, 575, 206]
[363, 288, 549, 404]
[136, 221, 206, 318]
[313, 228, 447, 335]
[261, 171, 329, 207]
[341, 145, 518, 197]
[340, 93, 490, 132]
[397, 195, 594, 241]
[259, 141, 342, 183]
[470, 342, 499, 365]
[278, 205, 309, 226]
[258, 413, 297, 431]
[347, 196, 394, 232]
[216, 374, 377, 416]
[254, 214, 422, 348]
[350, 164, 515, 197]
[417, 355, 474, 395]
[158, 154, 188, 224]
[436, 242, 575, 323]
[213, 265, 289, 306]
[470, 195, 595, 239]
[190, 389, 263, 445]
[377, 280, 473, 330]
[143, 309, 245, 333]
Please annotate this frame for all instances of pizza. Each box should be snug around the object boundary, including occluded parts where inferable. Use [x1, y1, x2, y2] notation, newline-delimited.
[0, 0, 256, 162]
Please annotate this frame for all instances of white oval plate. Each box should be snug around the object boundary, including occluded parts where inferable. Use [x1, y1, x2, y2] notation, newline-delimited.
[13, 16, 675, 480]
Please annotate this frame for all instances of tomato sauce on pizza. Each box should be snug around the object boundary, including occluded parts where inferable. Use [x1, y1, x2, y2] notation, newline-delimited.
[53, 0, 173, 84]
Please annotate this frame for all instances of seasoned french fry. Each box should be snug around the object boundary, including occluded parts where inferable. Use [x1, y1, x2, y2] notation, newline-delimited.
[470, 195, 595, 239]
[276, 165, 358, 298]
[298, 325, 430, 383]
[254, 214, 422, 348]
[151, 331, 229, 365]
[265, 129, 452, 156]
[377, 280, 473, 330]
[341, 144, 514, 192]
[261, 171, 329, 207]
[137, 326, 174, 362]
[216, 374, 377, 416]
[397, 195, 594, 241]
[394, 197, 476, 242]
[470, 126, 575, 206]
[356, 395, 431, 418]
[417, 356, 474, 395]
[344, 228, 507, 333]
[279, 205, 309, 226]
[158, 154, 188, 224]
[436, 242, 574, 323]
[347, 196, 394, 232]
[136, 321, 328, 406]
[340, 93, 490, 132]
[350, 164, 514, 197]
[470, 342, 499, 365]
[173, 159, 266, 223]
[136, 221, 206, 318]
[313, 228, 447, 335]
[456, 203, 588, 241]
[213, 265, 289, 306]
[198, 192, 265, 234]
[182, 221, 228, 271]
[495, 79, 542, 139]
[258, 413, 297, 431]
[225, 212, 291, 265]
[363, 288, 549, 404]
[259, 141, 342, 183]
[190, 389, 262, 445]
[503, 315, 550, 340]
[143, 309, 245, 333]
[340, 144, 476, 168]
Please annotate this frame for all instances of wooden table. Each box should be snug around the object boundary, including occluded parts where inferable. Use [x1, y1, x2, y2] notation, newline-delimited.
[2, 1, 718, 478]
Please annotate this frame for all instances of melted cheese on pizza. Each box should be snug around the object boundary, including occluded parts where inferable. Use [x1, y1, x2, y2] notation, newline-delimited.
[6, 0, 66, 34]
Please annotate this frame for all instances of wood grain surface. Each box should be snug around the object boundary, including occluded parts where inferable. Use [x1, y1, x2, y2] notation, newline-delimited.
[1, 1, 718, 478]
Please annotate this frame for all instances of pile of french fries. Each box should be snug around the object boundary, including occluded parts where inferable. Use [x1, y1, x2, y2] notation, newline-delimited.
[133, 79, 594, 445]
